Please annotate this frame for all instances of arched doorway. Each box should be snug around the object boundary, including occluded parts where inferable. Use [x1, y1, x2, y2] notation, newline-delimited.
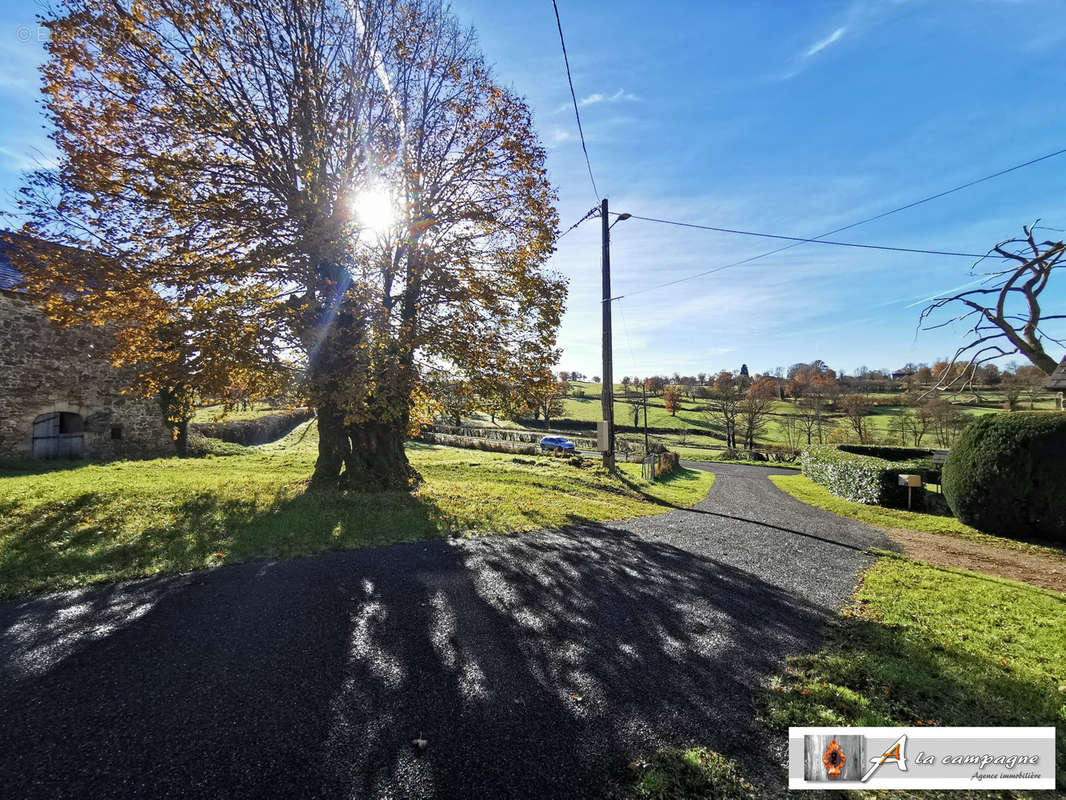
[32, 412, 85, 458]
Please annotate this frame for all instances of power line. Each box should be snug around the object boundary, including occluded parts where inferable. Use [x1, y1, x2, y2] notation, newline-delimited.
[558, 205, 600, 240]
[615, 145, 1066, 298]
[551, 0, 600, 205]
[616, 213, 998, 258]
[820, 146, 1066, 234]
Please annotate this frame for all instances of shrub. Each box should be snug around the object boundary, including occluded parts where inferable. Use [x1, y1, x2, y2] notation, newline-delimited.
[801, 444, 930, 506]
[186, 434, 250, 458]
[942, 412, 1066, 541]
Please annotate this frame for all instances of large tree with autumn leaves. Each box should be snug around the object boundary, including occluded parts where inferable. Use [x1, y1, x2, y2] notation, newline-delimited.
[12, 0, 563, 489]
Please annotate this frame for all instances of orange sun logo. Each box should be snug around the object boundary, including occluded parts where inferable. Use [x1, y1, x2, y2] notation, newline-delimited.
[822, 738, 846, 777]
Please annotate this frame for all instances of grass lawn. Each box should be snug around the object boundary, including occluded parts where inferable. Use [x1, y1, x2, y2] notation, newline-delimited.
[763, 554, 1066, 793]
[769, 473, 1066, 560]
[0, 423, 713, 599]
[191, 402, 286, 423]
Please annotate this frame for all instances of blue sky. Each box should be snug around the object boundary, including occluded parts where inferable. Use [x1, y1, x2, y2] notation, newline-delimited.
[1, 0, 1065, 378]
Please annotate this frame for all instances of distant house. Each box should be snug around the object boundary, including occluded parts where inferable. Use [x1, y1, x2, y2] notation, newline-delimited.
[892, 369, 915, 380]
[0, 238, 172, 460]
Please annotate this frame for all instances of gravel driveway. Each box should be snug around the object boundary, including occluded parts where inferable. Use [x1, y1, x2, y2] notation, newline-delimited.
[0, 462, 891, 799]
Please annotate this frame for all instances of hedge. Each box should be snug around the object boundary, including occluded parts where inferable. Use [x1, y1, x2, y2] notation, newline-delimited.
[190, 408, 314, 446]
[520, 418, 693, 437]
[801, 444, 931, 507]
[428, 424, 595, 450]
[942, 412, 1066, 541]
[716, 448, 799, 464]
[420, 432, 538, 455]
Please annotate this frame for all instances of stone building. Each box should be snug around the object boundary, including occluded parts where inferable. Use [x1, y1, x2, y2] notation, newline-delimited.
[0, 242, 173, 460]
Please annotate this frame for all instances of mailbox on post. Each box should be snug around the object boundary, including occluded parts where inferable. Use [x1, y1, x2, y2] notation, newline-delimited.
[898, 473, 922, 510]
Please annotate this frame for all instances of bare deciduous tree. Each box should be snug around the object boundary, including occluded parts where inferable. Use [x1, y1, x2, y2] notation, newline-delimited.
[839, 393, 871, 443]
[703, 371, 742, 449]
[920, 223, 1065, 390]
[738, 377, 776, 450]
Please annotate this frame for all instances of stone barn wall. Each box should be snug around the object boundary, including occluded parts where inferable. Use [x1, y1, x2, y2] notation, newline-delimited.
[0, 290, 173, 460]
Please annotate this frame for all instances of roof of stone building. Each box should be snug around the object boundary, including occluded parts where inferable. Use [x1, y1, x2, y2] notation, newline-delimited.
[1046, 359, 1066, 390]
[0, 246, 22, 291]
[0, 232, 85, 293]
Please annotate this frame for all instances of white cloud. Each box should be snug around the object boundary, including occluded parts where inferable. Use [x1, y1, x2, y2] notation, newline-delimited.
[578, 88, 640, 107]
[804, 26, 846, 57]
[555, 88, 640, 114]
[549, 128, 574, 145]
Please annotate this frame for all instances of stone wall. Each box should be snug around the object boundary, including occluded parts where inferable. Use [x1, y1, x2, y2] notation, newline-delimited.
[0, 291, 173, 460]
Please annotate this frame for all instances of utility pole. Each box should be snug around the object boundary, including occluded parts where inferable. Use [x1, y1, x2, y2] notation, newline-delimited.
[642, 382, 649, 454]
[600, 197, 615, 471]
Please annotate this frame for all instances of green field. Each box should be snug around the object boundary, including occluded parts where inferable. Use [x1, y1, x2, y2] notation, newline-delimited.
[556, 381, 1054, 454]
[0, 422, 713, 599]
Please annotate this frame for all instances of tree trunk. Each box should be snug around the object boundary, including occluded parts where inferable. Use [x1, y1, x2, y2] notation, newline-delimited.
[309, 402, 351, 490]
[174, 420, 190, 458]
[158, 386, 192, 458]
[344, 422, 420, 491]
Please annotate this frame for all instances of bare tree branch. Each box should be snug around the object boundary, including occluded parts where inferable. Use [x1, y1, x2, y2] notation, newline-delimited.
[920, 222, 1065, 382]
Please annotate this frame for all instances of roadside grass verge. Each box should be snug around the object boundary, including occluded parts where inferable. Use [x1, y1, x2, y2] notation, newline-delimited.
[629, 747, 756, 799]
[617, 462, 714, 507]
[0, 424, 713, 599]
[762, 554, 1066, 793]
[627, 555, 1066, 798]
[769, 473, 1066, 561]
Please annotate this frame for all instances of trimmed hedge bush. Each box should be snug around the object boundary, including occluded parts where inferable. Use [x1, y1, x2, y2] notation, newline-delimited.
[421, 432, 537, 455]
[942, 412, 1066, 541]
[836, 444, 934, 461]
[801, 444, 930, 506]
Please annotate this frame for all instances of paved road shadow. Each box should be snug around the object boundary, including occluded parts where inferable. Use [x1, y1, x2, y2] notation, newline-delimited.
[1, 522, 832, 799]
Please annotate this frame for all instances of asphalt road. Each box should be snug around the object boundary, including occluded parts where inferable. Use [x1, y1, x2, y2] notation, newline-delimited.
[0, 462, 892, 799]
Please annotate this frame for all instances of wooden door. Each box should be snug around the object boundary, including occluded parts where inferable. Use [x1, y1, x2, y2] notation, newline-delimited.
[32, 413, 60, 458]
[32, 412, 84, 459]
